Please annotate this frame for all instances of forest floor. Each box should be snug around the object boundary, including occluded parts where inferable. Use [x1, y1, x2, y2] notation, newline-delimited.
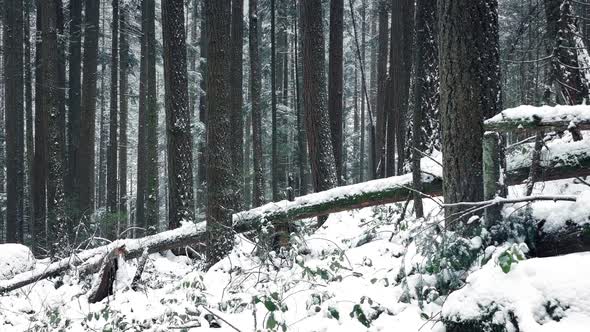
[1, 164, 590, 331]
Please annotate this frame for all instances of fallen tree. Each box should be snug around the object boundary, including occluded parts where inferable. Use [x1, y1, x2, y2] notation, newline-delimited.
[2, 145, 590, 295]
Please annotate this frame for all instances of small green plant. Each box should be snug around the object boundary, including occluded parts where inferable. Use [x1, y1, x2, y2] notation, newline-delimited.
[497, 243, 527, 273]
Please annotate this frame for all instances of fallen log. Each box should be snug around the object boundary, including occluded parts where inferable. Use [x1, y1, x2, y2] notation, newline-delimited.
[484, 104, 590, 132]
[0, 223, 206, 294]
[3, 145, 590, 295]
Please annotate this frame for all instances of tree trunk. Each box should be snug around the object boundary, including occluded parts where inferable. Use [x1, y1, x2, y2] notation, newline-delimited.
[439, 0, 501, 222]
[33, 0, 47, 254]
[359, 0, 366, 182]
[230, 0, 244, 211]
[302, 0, 338, 200]
[136, 0, 148, 237]
[79, 0, 100, 219]
[119, 3, 129, 223]
[4, 0, 24, 243]
[66, 0, 82, 231]
[328, 0, 344, 184]
[271, 0, 280, 201]
[41, 0, 65, 256]
[197, 0, 208, 214]
[162, 0, 195, 229]
[107, 0, 119, 222]
[24, 0, 34, 244]
[145, 0, 159, 234]
[295, 0, 308, 195]
[249, 0, 265, 208]
[205, 0, 235, 266]
[375, 3, 388, 179]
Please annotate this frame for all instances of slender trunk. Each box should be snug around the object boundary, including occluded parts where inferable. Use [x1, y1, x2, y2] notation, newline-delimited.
[249, 0, 265, 207]
[197, 0, 208, 213]
[271, 0, 280, 200]
[328, 0, 344, 184]
[24, 0, 34, 244]
[136, 0, 148, 236]
[107, 0, 120, 220]
[79, 0, 100, 219]
[375, 4, 388, 179]
[295, 0, 308, 195]
[119, 3, 129, 221]
[230, 0, 244, 211]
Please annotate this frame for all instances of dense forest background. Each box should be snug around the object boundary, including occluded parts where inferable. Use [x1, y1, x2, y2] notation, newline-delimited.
[1, 0, 590, 262]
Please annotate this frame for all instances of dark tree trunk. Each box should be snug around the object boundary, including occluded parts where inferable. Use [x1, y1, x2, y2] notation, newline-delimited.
[66, 0, 82, 229]
[439, 0, 501, 221]
[271, 0, 280, 201]
[162, 0, 195, 229]
[328, 0, 344, 184]
[302, 0, 338, 196]
[295, 0, 309, 195]
[249, 0, 265, 208]
[79, 0, 100, 219]
[205, 0, 236, 266]
[33, 0, 47, 253]
[359, 0, 366, 182]
[97, 13, 107, 211]
[24, 0, 34, 243]
[136, 0, 148, 237]
[197, 0, 208, 213]
[412, 0, 439, 218]
[4, 0, 24, 243]
[230, 0, 244, 210]
[119, 3, 129, 221]
[41, 0, 65, 256]
[107, 0, 119, 220]
[145, 0, 159, 233]
[375, 3, 388, 179]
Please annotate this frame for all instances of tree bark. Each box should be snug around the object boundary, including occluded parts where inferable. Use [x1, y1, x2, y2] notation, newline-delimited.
[162, 0, 195, 229]
[375, 3, 388, 179]
[328, 0, 344, 184]
[107, 0, 120, 221]
[205, 0, 236, 266]
[136, 0, 148, 237]
[119, 3, 129, 221]
[4, 0, 24, 243]
[439, 0, 501, 222]
[79, 0, 100, 219]
[249, 0, 265, 208]
[302, 0, 338, 202]
[230, 0, 244, 211]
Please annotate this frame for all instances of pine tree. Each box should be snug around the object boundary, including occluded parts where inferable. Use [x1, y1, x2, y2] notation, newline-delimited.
[205, 0, 235, 266]
[302, 0, 337, 201]
[119, 1, 129, 226]
[375, 1, 388, 179]
[439, 0, 501, 222]
[328, 0, 344, 184]
[79, 0, 100, 219]
[230, 0, 244, 210]
[249, 0, 265, 208]
[162, 0, 195, 229]
[107, 0, 120, 222]
[4, 0, 24, 243]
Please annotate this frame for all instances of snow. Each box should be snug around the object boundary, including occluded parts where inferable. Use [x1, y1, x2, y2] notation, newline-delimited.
[0, 244, 35, 280]
[485, 104, 590, 128]
[443, 251, 590, 331]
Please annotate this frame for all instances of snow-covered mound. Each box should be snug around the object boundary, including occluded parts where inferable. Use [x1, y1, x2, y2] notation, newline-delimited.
[443, 251, 590, 331]
[0, 244, 35, 280]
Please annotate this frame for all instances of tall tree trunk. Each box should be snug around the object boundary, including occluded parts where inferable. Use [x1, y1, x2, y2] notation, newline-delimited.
[230, 0, 244, 210]
[4, 0, 24, 243]
[375, 3, 388, 179]
[359, 0, 366, 182]
[302, 0, 337, 197]
[41, 0, 65, 256]
[271, 0, 280, 200]
[79, 0, 100, 220]
[162, 0, 195, 229]
[249, 0, 265, 208]
[328, 0, 344, 184]
[295, 0, 308, 195]
[97, 13, 107, 211]
[24, 0, 34, 244]
[145, 0, 159, 233]
[66, 0, 82, 231]
[107, 0, 120, 222]
[197, 0, 208, 214]
[33, 0, 47, 254]
[119, 2, 129, 224]
[439, 0, 501, 222]
[205, 0, 235, 267]
[136, 0, 148, 237]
